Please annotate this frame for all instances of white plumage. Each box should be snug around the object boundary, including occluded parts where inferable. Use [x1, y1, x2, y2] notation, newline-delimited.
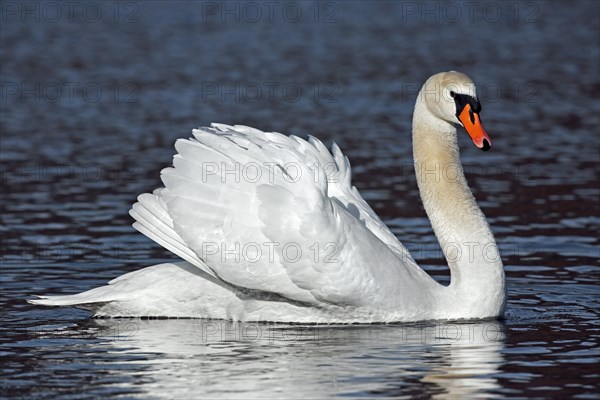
[29, 72, 506, 323]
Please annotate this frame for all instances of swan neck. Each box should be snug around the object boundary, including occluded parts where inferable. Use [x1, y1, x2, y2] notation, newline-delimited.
[411, 91, 505, 314]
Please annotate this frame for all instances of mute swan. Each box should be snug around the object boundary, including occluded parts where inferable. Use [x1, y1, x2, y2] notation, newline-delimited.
[29, 71, 506, 323]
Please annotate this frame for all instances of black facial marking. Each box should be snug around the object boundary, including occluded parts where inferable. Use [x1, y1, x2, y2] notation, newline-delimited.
[471, 97, 482, 113]
[453, 93, 482, 118]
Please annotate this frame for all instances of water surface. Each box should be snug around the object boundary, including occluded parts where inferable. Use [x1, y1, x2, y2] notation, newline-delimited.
[1, 1, 599, 398]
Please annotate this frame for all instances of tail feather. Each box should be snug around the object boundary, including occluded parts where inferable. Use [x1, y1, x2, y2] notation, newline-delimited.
[27, 262, 238, 318]
[27, 288, 114, 307]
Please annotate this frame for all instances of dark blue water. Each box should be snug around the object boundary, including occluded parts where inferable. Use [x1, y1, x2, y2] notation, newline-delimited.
[1, 1, 599, 398]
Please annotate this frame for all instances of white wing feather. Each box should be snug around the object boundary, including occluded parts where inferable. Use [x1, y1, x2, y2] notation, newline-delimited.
[129, 124, 428, 308]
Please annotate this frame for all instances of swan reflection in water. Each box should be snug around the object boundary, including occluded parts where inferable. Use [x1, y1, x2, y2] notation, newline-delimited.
[91, 319, 505, 398]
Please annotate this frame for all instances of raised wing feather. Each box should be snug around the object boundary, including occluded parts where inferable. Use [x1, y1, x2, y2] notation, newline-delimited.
[131, 124, 428, 307]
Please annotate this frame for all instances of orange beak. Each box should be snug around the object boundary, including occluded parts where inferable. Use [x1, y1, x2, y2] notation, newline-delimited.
[458, 103, 491, 151]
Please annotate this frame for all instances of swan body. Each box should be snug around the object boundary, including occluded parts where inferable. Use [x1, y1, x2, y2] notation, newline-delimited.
[29, 71, 506, 322]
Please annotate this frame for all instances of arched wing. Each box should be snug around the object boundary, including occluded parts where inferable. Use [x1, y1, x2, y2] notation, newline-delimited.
[131, 124, 429, 307]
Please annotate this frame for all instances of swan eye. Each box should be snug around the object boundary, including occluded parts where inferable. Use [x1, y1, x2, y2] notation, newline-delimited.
[450, 91, 456, 98]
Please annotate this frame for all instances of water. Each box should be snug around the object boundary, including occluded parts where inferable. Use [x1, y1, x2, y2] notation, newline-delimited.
[1, 1, 599, 398]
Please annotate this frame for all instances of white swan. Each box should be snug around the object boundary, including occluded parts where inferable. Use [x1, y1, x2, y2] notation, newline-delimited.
[29, 71, 506, 323]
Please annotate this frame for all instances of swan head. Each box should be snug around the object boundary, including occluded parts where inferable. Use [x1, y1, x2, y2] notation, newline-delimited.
[421, 71, 492, 151]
